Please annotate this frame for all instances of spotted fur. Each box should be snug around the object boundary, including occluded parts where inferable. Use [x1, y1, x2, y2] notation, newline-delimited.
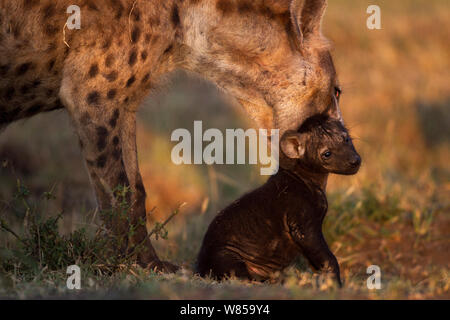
[0, 0, 342, 271]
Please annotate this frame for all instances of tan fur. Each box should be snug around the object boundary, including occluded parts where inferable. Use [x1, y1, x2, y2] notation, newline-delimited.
[0, 0, 342, 270]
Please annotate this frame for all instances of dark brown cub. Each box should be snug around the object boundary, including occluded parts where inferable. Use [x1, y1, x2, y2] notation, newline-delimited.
[196, 114, 361, 286]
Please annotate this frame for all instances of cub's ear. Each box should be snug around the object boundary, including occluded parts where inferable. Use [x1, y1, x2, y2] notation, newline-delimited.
[280, 130, 306, 159]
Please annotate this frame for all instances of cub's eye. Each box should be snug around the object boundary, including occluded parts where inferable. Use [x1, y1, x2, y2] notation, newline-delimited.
[345, 136, 350, 143]
[322, 151, 332, 159]
[334, 87, 342, 99]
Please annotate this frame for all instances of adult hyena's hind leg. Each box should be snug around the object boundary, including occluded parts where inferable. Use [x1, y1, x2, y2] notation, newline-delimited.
[59, 78, 177, 273]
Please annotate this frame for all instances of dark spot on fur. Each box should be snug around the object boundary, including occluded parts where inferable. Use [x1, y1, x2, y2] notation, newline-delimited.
[102, 40, 112, 50]
[112, 136, 120, 146]
[47, 59, 56, 71]
[118, 170, 128, 186]
[16, 62, 33, 76]
[96, 154, 107, 168]
[119, 172, 130, 186]
[109, 109, 120, 128]
[132, 8, 141, 21]
[87, 91, 100, 105]
[0, 64, 10, 75]
[32, 79, 41, 88]
[109, 0, 124, 19]
[258, 3, 275, 19]
[88, 64, 99, 78]
[107, 89, 117, 100]
[126, 75, 136, 87]
[128, 50, 138, 66]
[141, 51, 148, 61]
[163, 44, 173, 55]
[131, 27, 141, 43]
[43, 3, 56, 19]
[105, 71, 118, 82]
[96, 126, 109, 151]
[141, 73, 150, 84]
[87, 1, 99, 11]
[12, 25, 21, 38]
[238, 1, 253, 13]
[105, 54, 115, 67]
[144, 33, 152, 43]
[172, 5, 180, 26]
[217, 0, 234, 15]
[114, 11, 123, 20]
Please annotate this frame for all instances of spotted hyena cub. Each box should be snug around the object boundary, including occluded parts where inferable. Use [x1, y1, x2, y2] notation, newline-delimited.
[196, 115, 361, 285]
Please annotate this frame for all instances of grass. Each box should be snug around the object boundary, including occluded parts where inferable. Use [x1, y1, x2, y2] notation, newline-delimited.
[0, 174, 447, 299]
[0, 0, 449, 299]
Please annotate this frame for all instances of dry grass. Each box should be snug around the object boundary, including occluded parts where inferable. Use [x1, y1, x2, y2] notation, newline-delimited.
[0, 0, 449, 299]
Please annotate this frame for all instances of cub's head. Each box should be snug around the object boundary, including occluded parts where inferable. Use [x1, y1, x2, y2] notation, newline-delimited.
[280, 114, 361, 175]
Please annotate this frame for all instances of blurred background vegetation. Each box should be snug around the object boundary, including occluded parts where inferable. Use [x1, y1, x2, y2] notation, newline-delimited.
[0, 0, 448, 298]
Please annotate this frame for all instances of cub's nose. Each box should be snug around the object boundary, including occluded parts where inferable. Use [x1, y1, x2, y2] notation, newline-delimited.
[350, 155, 361, 167]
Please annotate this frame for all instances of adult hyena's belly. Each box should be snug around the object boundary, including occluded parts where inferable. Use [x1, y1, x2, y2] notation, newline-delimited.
[0, 2, 70, 126]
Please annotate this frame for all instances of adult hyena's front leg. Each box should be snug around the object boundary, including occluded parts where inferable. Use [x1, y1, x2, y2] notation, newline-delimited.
[60, 77, 177, 273]
[119, 111, 178, 272]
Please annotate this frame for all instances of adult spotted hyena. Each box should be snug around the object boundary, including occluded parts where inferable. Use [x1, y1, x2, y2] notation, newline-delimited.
[0, 0, 343, 271]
